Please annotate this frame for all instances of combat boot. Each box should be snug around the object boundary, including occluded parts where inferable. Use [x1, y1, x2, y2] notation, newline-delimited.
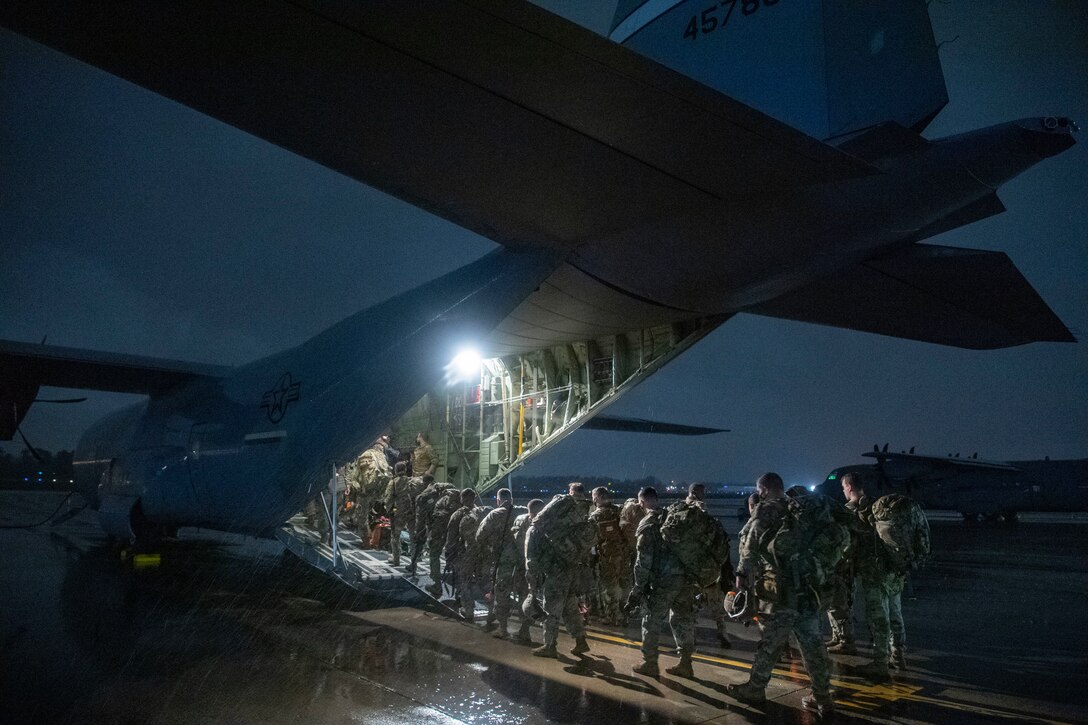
[482, 615, 497, 632]
[632, 659, 659, 677]
[492, 619, 508, 639]
[889, 647, 906, 670]
[856, 659, 891, 682]
[531, 642, 558, 659]
[425, 583, 442, 598]
[665, 655, 694, 678]
[513, 622, 533, 645]
[726, 681, 767, 707]
[827, 639, 858, 655]
[403, 563, 417, 575]
[570, 636, 590, 655]
[801, 694, 835, 718]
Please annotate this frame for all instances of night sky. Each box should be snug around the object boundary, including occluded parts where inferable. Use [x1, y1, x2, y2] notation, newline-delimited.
[1, 1, 1085, 488]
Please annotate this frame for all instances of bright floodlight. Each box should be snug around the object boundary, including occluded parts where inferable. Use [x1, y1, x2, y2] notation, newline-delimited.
[449, 348, 482, 382]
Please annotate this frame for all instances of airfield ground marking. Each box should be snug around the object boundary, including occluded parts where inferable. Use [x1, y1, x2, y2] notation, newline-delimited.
[582, 630, 1071, 724]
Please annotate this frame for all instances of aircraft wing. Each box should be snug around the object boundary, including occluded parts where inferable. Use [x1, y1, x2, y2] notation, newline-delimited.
[0, 0, 872, 253]
[0, 339, 230, 440]
[581, 416, 728, 436]
[863, 450, 1021, 473]
[745, 243, 1075, 349]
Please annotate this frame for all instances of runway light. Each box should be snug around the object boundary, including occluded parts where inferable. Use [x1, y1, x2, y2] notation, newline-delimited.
[447, 347, 482, 383]
[809, 485, 816, 491]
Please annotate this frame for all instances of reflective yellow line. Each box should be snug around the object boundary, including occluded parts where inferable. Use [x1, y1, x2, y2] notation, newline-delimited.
[582, 630, 1070, 724]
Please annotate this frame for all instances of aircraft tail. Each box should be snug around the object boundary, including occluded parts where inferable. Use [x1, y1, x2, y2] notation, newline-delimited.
[609, 0, 948, 140]
[745, 243, 1075, 349]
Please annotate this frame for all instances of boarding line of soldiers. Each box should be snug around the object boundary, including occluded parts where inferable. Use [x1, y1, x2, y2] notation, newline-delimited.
[725, 471, 924, 718]
[414, 480, 732, 672]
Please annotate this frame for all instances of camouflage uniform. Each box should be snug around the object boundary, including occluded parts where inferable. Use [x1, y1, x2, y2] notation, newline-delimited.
[476, 503, 523, 635]
[350, 443, 391, 545]
[589, 501, 632, 625]
[427, 487, 459, 588]
[384, 475, 422, 566]
[826, 541, 857, 646]
[527, 498, 594, 649]
[734, 495, 832, 701]
[632, 509, 697, 666]
[445, 502, 483, 619]
[848, 495, 905, 663]
[412, 442, 439, 477]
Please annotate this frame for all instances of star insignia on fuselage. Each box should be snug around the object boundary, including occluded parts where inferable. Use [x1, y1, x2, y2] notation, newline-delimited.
[260, 373, 301, 424]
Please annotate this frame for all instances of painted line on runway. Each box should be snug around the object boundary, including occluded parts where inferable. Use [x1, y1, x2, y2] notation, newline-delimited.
[583, 630, 1071, 724]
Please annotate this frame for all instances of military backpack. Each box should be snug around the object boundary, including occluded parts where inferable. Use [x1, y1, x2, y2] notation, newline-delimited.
[530, 494, 591, 566]
[659, 501, 731, 588]
[428, 484, 459, 521]
[761, 495, 849, 602]
[592, 504, 628, 561]
[870, 494, 931, 572]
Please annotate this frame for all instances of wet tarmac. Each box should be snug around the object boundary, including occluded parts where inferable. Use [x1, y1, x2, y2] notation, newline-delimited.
[2, 491, 1086, 724]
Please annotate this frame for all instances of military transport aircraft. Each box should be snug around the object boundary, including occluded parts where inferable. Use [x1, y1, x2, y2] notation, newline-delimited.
[0, 1, 1077, 584]
[817, 445, 1088, 523]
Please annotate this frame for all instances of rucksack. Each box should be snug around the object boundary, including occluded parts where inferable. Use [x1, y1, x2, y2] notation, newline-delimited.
[660, 501, 730, 588]
[764, 495, 849, 598]
[871, 494, 931, 572]
[592, 505, 628, 561]
[530, 494, 591, 567]
[619, 498, 644, 548]
[431, 484, 459, 522]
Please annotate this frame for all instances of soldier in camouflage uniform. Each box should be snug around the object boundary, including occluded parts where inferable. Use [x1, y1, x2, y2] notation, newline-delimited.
[444, 488, 483, 620]
[527, 483, 594, 658]
[727, 473, 834, 718]
[826, 507, 859, 655]
[495, 498, 543, 643]
[406, 474, 436, 574]
[424, 481, 459, 596]
[625, 486, 699, 678]
[383, 463, 422, 567]
[412, 431, 439, 477]
[841, 472, 905, 679]
[476, 488, 517, 630]
[350, 436, 392, 546]
[589, 487, 631, 626]
[685, 483, 733, 648]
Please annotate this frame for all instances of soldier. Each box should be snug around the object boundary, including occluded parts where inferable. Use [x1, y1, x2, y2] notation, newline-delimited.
[351, 436, 392, 546]
[726, 473, 835, 718]
[527, 483, 594, 659]
[625, 486, 699, 678]
[685, 483, 733, 648]
[476, 488, 517, 631]
[406, 474, 434, 574]
[444, 488, 483, 620]
[589, 486, 631, 626]
[412, 431, 438, 477]
[496, 497, 544, 643]
[383, 462, 421, 567]
[424, 481, 460, 597]
[841, 472, 906, 679]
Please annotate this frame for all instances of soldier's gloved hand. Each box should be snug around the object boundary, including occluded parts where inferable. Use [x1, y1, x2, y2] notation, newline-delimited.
[623, 592, 641, 616]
